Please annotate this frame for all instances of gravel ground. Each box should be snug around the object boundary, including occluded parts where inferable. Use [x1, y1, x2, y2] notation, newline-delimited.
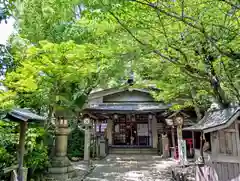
[81, 154, 181, 181]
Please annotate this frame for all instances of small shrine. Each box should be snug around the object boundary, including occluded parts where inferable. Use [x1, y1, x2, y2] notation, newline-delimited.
[3, 108, 46, 181]
[184, 106, 240, 181]
[81, 86, 197, 159]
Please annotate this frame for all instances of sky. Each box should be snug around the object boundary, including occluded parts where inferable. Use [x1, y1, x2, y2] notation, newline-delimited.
[0, 18, 14, 85]
[0, 18, 14, 45]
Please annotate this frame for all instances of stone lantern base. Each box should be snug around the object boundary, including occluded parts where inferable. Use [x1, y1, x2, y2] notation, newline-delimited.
[48, 156, 77, 181]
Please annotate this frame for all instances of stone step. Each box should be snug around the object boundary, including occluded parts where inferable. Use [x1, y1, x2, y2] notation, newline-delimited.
[109, 147, 158, 155]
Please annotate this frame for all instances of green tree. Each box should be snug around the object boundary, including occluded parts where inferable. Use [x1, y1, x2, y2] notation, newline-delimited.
[79, 0, 240, 111]
[0, 0, 16, 22]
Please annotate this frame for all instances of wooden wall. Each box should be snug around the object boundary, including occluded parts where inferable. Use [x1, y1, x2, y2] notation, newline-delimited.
[103, 90, 155, 102]
[202, 162, 240, 181]
[197, 119, 240, 181]
[213, 162, 240, 181]
[210, 121, 239, 157]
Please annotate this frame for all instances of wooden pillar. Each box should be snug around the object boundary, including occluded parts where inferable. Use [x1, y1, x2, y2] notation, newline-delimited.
[192, 131, 195, 157]
[151, 116, 158, 148]
[18, 122, 27, 181]
[148, 117, 152, 146]
[96, 120, 99, 158]
[171, 126, 176, 157]
[235, 121, 240, 156]
[200, 132, 205, 164]
[177, 124, 183, 164]
[107, 119, 113, 145]
[92, 120, 96, 158]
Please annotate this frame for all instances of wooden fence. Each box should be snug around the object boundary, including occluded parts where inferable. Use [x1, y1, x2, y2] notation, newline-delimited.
[196, 161, 240, 181]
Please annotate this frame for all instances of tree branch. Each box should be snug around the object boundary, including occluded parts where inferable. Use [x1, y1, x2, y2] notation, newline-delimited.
[108, 9, 209, 80]
[220, 0, 240, 10]
[108, 10, 177, 64]
[129, 0, 240, 59]
[221, 61, 240, 102]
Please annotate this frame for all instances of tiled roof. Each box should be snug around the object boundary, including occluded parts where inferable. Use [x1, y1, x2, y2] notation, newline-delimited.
[183, 107, 240, 132]
[5, 108, 46, 122]
[84, 103, 170, 112]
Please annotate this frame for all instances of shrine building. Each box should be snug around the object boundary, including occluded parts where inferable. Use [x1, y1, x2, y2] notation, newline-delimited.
[82, 86, 196, 155]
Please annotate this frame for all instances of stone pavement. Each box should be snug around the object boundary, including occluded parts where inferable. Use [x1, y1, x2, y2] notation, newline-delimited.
[82, 154, 178, 181]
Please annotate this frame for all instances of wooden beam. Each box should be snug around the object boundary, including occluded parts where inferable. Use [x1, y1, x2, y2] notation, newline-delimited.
[223, 129, 236, 133]
[211, 155, 240, 164]
[84, 113, 98, 120]
[100, 114, 110, 119]
[3, 164, 18, 174]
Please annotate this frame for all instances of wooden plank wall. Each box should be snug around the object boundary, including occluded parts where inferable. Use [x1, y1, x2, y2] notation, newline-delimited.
[211, 122, 239, 157]
[205, 162, 240, 181]
[197, 120, 240, 181]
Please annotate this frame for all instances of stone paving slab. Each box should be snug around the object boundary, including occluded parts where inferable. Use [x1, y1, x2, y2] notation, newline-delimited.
[82, 154, 179, 181]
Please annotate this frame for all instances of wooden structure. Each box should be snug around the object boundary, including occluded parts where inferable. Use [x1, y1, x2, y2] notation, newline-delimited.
[4, 108, 45, 181]
[82, 86, 196, 156]
[184, 107, 240, 181]
[83, 87, 170, 152]
[165, 111, 195, 160]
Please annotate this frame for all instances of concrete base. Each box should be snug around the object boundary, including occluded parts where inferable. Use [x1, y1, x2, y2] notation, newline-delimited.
[48, 156, 77, 181]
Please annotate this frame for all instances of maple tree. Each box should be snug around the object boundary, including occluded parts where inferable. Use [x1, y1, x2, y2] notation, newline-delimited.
[79, 0, 240, 111]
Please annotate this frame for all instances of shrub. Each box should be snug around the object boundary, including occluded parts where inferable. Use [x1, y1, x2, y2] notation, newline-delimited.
[68, 127, 84, 159]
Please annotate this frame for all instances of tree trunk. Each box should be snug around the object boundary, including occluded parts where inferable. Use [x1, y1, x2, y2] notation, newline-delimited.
[190, 88, 202, 121]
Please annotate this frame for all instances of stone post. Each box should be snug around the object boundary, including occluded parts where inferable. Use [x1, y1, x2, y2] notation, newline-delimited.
[84, 127, 90, 161]
[161, 132, 169, 158]
[99, 136, 106, 157]
[48, 118, 76, 180]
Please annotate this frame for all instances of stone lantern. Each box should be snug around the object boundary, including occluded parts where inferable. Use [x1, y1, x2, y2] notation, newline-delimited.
[55, 118, 69, 157]
[48, 110, 76, 180]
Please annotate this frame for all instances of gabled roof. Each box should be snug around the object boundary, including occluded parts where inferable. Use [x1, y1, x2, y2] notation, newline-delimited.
[167, 111, 191, 119]
[88, 86, 158, 100]
[5, 108, 46, 123]
[183, 107, 240, 133]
